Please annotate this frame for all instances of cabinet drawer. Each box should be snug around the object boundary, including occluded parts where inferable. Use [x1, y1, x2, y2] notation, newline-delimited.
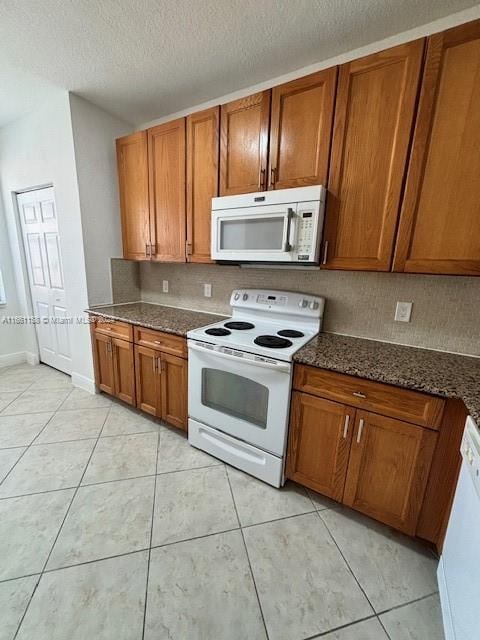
[93, 318, 133, 342]
[293, 365, 444, 429]
[134, 326, 187, 357]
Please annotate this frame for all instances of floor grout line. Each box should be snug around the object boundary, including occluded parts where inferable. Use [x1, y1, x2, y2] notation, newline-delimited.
[12, 398, 112, 640]
[302, 613, 382, 639]
[225, 466, 271, 640]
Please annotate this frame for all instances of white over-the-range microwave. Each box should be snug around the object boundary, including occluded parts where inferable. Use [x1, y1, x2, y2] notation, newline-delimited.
[211, 185, 325, 264]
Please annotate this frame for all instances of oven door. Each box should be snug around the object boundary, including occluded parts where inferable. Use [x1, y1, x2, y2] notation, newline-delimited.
[211, 204, 297, 262]
[187, 341, 292, 457]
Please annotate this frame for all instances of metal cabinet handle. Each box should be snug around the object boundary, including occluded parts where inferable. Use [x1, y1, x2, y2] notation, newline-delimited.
[145, 243, 150, 258]
[322, 240, 329, 265]
[106, 340, 112, 353]
[157, 357, 162, 372]
[357, 418, 365, 443]
[152, 356, 156, 373]
[343, 414, 350, 439]
[270, 167, 277, 187]
[154, 340, 162, 345]
[353, 391, 367, 399]
[259, 167, 266, 190]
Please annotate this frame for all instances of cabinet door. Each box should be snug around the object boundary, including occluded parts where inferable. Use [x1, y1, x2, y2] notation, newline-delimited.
[268, 69, 337, 190]
[286, 392, 354, 501]
[116, 131, 150, 261]
[111, 338, 135, 406]
[394, 21, 480, 275]
[343, 411, 437, 535]
[148, 118, 186, 262]
[134, 345, 161, 417]
[186, 107, 219, 263]
[160, 353, 187, 431]
[323, 41, 424, 271]
[219, 91, 270, 195]
[91, 330, 114, 396]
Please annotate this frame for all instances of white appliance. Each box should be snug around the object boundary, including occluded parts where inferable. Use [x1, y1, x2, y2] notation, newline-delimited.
[438, 415, 480, 640]
[187, 289, 324, 487]
[211, 185, 325, 264]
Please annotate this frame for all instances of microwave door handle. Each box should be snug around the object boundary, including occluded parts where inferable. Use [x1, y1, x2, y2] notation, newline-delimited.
[188, 342, 291, 373]
[284, 208, 294, 252]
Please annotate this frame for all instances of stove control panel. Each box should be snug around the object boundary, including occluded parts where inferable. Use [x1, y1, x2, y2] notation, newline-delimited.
[256, 293, 287, 306]
[229, 289, 325, 319]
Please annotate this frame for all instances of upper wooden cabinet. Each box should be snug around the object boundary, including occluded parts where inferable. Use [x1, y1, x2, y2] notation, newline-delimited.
[268, 69, 337, 189]
[394, 21, 480, 275]
[323, 41, 424, 271]
[116, 131, 150, 260]
[186, 107, 219, 263]
[148, 118, 186, 262]
[220, 91, 271, 195]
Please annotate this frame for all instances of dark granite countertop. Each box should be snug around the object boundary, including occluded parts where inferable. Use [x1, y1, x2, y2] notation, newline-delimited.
[87, 302, 226, 337]
[294, 333, 480, 425]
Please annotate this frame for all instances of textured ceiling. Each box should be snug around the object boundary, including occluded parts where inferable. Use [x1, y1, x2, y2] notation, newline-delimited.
[0, 0, 479, 128]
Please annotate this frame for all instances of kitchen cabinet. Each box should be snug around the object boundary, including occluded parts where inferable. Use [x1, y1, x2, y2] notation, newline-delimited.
[322, 41, 424, 271]
[287, 364, 443, 538]
[134, 345, 161, 416]
[394, 21, 480, 275]
[220, 91, 271, 195]
[343, 410, 437, 535]
[116, 131, 150, 260]
[287, 392, 354, 501]
[160, 353, 188, 431]
[91, 326, 135, 406]
[148, 118, 186, 262]
[268, 69, 336, 189]
[186, 107, 219, 263]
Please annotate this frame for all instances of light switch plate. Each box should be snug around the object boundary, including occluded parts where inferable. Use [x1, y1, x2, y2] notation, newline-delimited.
[204, 283, 212, 298]
[162, 280, 169, 293]
[395, 301, 413, 322]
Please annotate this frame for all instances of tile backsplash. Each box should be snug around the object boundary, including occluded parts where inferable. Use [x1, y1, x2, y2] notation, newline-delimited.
[111, 259, 480, 356]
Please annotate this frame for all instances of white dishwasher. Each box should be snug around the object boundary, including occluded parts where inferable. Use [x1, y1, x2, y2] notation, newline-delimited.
[438, 415, 480, 640]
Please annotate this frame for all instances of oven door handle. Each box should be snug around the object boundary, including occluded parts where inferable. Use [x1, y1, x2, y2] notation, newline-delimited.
[188, 342, 291, 373]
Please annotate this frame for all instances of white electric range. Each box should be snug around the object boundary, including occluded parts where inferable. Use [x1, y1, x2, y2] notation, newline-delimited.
[187, 289, 325, 487]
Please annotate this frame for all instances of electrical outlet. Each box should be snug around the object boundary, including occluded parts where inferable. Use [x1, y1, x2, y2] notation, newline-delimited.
[395, 301, 413, 323]
[203, 283, 212, 298]
[162, 280, 169, 293]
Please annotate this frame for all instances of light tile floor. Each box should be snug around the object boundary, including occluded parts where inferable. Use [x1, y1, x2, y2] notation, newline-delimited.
[0, 363, 445, 640]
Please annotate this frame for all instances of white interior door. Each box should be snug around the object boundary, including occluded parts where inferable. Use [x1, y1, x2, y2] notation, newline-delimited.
[17, 187, 71, 374]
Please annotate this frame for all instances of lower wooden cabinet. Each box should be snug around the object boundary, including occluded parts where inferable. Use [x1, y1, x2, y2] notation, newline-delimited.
[92, 323, 188, 431]
[91, 329, 134, 404]
[287, 387, 438, 536]
[134, 346, 188, 430]
[287, 393, 354, 501]
[343, 410, 437, 535]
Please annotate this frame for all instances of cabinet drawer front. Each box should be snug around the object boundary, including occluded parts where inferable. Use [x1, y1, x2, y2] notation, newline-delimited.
[93, 319, 133, 342]
[134, 326, 187, 357]
[293, 365, 444, 428]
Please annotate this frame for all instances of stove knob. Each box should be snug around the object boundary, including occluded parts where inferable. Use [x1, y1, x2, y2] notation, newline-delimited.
[309, 301, 319, 310]
[234, 293, 240, 301]
[301, 299, 308, 308]
[242, 293, 248, 301]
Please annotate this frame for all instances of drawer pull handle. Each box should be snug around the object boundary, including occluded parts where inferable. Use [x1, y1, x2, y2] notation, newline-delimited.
[357, 418, 365, 444]
[343, 414, 350, 439]
[154, 340, 162, 344]
[353, 391, 367, 399]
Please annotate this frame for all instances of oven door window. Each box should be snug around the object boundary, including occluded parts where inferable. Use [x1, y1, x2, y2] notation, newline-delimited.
[201, 368, 269, 428]
[220, 216, 285, 251]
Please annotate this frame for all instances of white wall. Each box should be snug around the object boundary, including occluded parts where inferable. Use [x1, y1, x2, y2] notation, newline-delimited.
[0, 91, 131, 388]
[69, 94, 131, 305]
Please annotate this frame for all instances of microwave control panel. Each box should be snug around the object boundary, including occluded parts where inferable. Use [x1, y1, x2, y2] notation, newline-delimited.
[296, 211, 314, 258]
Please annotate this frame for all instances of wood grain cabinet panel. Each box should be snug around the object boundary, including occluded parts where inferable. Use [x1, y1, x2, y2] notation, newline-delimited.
[116, 131, 150, 261]
[323, 40, 424, 271]
[186, 107, 219, 263]
[161, 353, 188, 431]
[148, 118, 186, 262]
[111, 337, 135, 406]
[220, 91, 271, 195]
[134, 345, 161, 416]
[287, 392, 354, 501]
[268, 69, 337, 189]
[343, 410, 437, 535]
[91, 329, 114, 396]
[394, 20, 480, 275]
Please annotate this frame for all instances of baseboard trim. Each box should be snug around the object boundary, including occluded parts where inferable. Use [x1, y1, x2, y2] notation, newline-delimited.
[71, 372, 96, 394]
[0, 351, 39, 368]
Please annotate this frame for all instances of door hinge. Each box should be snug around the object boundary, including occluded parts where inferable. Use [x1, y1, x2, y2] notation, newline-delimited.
[185, 241, 192, 257]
